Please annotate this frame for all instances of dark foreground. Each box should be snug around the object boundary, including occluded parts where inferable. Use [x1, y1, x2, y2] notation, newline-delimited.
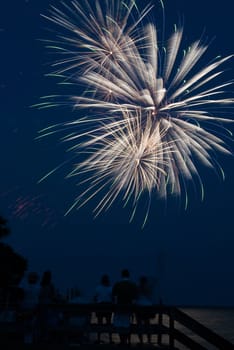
[1, 304, 233, 349]
[0, 344, 178, 350]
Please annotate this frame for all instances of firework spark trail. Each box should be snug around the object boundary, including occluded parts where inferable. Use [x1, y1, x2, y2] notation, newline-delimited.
[66, 113, 172, 205]
[0, 188, 58, 228]
[42, 0, 152, 76]
[38, 0, 233, 224]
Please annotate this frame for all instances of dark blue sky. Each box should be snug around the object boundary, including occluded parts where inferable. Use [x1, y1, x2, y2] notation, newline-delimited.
[0, 0, 233, 305]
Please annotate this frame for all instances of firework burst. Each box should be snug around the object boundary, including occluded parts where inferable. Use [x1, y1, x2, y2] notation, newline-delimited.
[37, 0, 233, 224]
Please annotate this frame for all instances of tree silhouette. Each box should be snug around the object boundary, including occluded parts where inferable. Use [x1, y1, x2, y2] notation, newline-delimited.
[0, 215, 27, 291]
[0, 215, 10, 239]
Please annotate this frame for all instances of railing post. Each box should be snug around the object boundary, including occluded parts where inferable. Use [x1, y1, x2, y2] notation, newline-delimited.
[169, 309, 175, 349]
[158, 308, 163, 346]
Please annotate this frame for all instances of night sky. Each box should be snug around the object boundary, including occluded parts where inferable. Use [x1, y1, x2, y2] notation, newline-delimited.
[0, 0, 233, 306]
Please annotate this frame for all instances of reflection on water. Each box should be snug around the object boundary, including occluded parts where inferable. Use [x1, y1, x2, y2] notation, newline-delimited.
[180, 308, 234, 348]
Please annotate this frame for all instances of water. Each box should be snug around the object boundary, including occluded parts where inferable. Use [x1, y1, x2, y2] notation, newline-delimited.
[178, 308, 234, 349]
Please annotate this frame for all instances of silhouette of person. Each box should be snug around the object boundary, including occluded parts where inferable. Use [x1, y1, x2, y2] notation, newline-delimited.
[112, 269, 137, 344]
[94, 274, 113, 343]
[136, 276, 154, 344]
[21, 272, 40, 344]
[38, 270, 57, 342]
[39, 270, 55, 305]
[22, 272, 40, 309]
[0, 272, 24, 323]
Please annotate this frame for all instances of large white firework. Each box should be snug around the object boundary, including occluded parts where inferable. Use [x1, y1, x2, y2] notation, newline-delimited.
[37, 0, 233, 223]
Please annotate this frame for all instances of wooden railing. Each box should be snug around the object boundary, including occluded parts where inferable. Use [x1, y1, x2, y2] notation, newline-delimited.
[0, 303, 233, 349]
[48, 303, 233, 349]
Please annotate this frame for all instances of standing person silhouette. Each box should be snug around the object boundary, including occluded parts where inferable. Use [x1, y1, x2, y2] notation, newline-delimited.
[21, 272, 40, 344]
[112, 269, 137, 344]
[136, 276, 155, 344]
[94, 274, 113, 343]
[38, 270, 56, 342]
